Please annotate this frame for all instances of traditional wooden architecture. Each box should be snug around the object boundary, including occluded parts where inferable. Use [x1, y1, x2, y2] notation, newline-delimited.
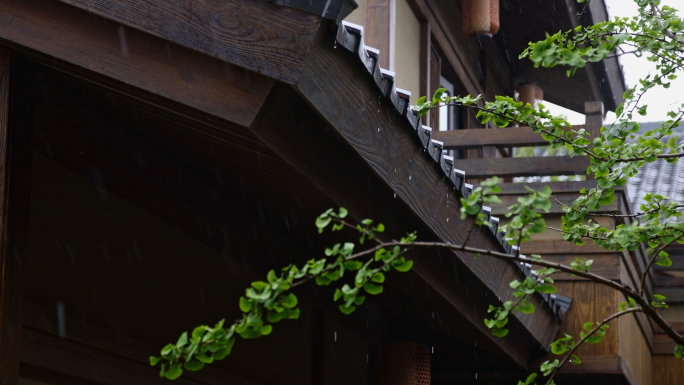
[0, 0, 677, 384]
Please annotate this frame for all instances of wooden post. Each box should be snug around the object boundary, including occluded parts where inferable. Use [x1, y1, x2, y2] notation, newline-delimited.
[584, 101, 603, 180]
[0, 50, 35, 385]
[585, 101, 604, 140]
[366, 0, 391, 69]
[419, 21, 431, 126]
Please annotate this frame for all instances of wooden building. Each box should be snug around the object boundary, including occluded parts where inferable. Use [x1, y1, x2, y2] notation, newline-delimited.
[0, 0, 677, 384]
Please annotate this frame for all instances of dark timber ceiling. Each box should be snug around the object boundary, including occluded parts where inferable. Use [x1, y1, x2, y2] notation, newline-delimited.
[23, 59, 537, 380]
[494, 0, 624, 113]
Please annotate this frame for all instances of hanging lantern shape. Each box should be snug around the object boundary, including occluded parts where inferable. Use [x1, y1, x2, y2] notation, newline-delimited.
[463, 0, 500, 37]
[516, 82, 544, 110]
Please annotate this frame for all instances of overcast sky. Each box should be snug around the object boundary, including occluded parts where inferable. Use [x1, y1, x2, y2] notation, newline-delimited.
[544, 0, 682, 125]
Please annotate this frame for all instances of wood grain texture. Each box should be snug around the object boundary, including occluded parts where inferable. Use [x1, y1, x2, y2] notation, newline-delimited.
[251, 82, 545, 367]
[654, 333, 680, 354]
[654, 355, 684, 384]
[452, 156, 589, 178]
[21, 328, 212, 385]
[496, 180, 608, 195]
[0, 47, 17, 385]
[490, 192, 618, 216]
[542, 254, 620, 281]
[555, 281, 618, 358]
[0, 51, 35, 385]
[558, 356, 621, 374]
[521, 240, 613, 255]
[0, 0, 273, 127]
[31, 80, 309, 277]
[618, 293, 653, 385]
[432, 126, 585, 149]
[53, 0, 321, 83]
[365, 0, 391, 68]
[288, 27, 561, 360]
[22, 303, 261, 385]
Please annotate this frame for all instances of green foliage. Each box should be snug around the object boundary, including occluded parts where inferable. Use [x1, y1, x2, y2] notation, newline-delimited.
[152, 207, 418, 379]
[155, 1, 684, 383]
[460, 176, 503, 226]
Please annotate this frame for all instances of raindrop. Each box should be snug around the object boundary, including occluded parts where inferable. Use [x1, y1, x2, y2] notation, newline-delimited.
[334, 42, 337, 49]
[432, 346, 434, 354]
[118, 25, 129, 58]
[57, 301, 66, 338]
[334, 331, 337, 342]
[377, 110, 380, 113]
[67, 245, 75, 263]
[393, 193, 396, 198]
[409, 175, 412, 180]
[200, 286, 206, 306]
[447, 218, 449, 222]
[378, 128, 380, 132]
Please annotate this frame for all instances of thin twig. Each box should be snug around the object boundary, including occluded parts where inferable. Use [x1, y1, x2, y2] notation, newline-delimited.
[544, 308, 644, 385]
[640, 230, 684, 296]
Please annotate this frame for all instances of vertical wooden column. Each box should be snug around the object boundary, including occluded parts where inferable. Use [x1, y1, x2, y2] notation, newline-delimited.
[366, 0, 391, 69]
[0, 50, 35, 385]
[419, 22, 431, 126]
[584, 101, 603, 181]
[585, 101, 604, 140]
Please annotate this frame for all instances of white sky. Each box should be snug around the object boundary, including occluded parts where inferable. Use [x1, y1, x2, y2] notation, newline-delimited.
[543, 0, 683, 125]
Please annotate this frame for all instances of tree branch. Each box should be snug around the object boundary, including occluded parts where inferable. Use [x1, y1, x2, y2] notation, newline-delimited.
[640, 230, 684, 296]
[544, 308, 644, 385]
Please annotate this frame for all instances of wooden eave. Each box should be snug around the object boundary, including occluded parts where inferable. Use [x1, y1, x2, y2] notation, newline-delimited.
[494, 0, 625, 113]
[0, 0, 574, 372]
[251, 20, 574, 367]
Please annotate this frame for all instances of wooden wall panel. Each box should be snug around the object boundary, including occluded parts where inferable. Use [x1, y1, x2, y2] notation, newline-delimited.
[0, 51, 35, 385]
[555, 281, 618, 358]
[619, 293, 653, 385]
[654, 355, 684, 384]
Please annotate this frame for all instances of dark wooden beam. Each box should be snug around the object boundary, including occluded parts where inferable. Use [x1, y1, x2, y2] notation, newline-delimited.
[251, 83, 545, 368]
[0, 0, 273, 128]
[0, 51, 35, 385]
[253, 29, 564, 366]
[51, 0, 321, 84]
[21, 302, 260, 385]
[365, 0, 391, 69]
[489, 192, 618, 216]
[521, 240, 611, 255]
[432, 126, 585, 149]
[496, 180, 599, 195]
[451, 156, 589, 178]
[21, 327, 218, 385]
[31, 76, 309, 275]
